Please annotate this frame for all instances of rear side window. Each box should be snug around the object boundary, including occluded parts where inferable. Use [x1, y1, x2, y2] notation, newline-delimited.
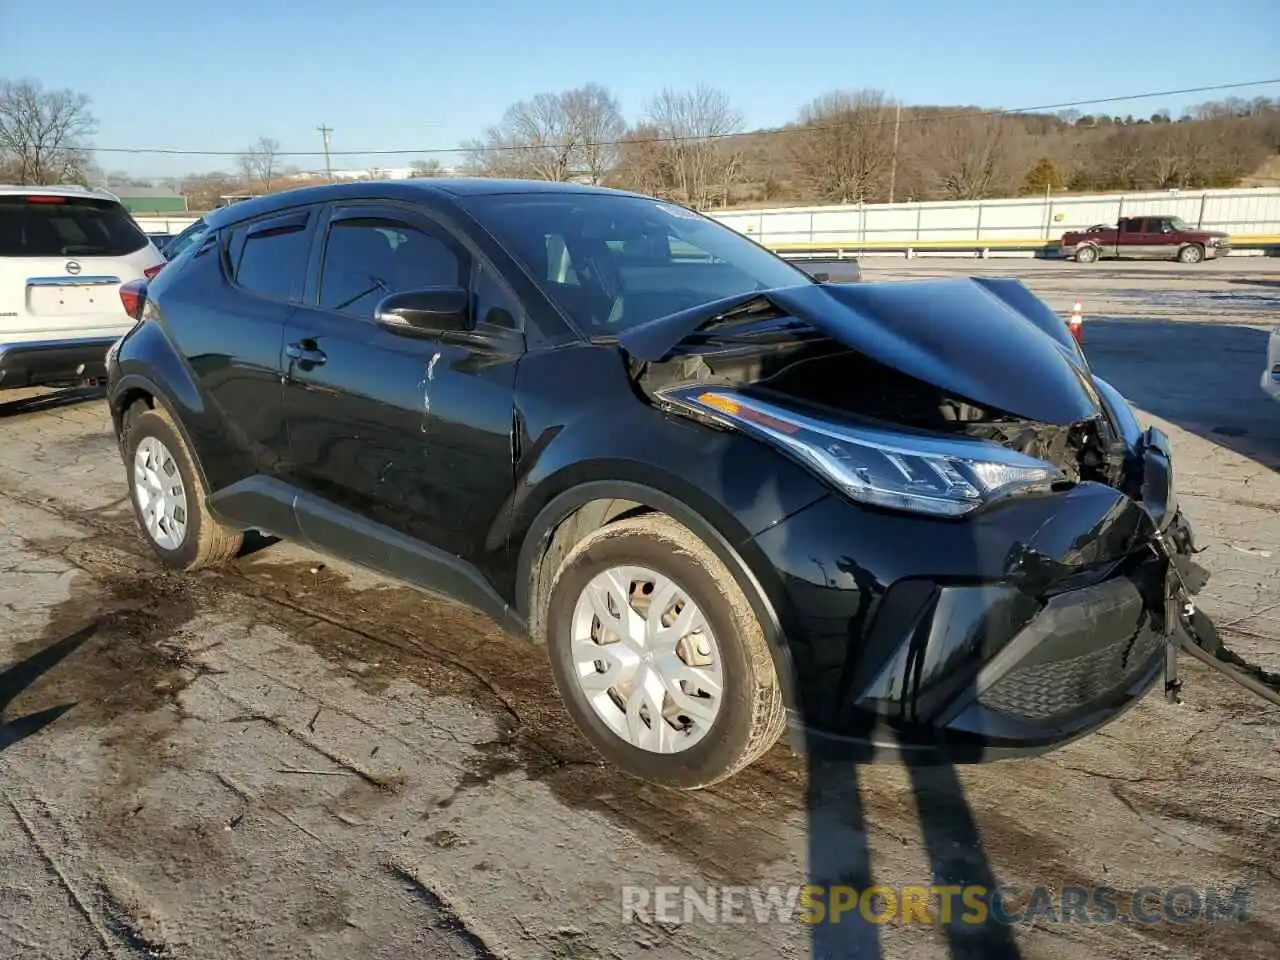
[226, 211, 312, 300]
[0, 195, 149, 257]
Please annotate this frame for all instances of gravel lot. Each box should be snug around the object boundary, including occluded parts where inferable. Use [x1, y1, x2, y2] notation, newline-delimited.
[0, 257, 1276, 960]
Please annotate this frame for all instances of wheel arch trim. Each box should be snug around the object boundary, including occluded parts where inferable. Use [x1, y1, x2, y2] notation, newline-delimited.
[515, 479, 800, 715]
[109, 371, 214, 494]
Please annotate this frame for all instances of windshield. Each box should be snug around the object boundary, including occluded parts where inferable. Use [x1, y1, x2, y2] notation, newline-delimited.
[461, 192, 812, 336]
[0, 195, 149, 258]
[1167, 216, 1192, 231]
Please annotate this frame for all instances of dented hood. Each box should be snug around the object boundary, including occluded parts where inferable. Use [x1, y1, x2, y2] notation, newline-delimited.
[618, 277, 1101, 426]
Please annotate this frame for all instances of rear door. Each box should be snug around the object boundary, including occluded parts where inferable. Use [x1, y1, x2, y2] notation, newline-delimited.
[0, 193, 164, 340]
[164, 206, 316, 497]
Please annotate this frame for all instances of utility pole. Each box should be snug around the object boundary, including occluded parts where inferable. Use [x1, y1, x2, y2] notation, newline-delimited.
[317, 124, 333, 181]
[887, 103, 902, 205]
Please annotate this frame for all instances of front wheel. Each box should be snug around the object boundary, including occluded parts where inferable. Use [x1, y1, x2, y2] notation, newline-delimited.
[1074, 245, 1099, 263]
[1177, 244, 1205, 264]
[543, 514, 786, 789]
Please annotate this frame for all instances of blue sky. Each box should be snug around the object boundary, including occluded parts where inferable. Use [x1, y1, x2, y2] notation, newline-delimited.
[2, 0, 1278, 178]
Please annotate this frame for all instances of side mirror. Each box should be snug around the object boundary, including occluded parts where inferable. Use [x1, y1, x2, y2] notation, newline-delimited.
[811, 272, 830, 283]
[374, 287, 470, 336]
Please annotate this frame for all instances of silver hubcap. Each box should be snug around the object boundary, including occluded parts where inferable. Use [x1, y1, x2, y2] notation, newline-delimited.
[570, 565, 724, 754]
[133, 436, 188, 551]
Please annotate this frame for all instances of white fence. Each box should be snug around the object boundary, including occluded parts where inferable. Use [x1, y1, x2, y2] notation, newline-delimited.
[708, 187, 1280, 251]
[136, 215, 199, 235]
[136, 186, 1280, 256]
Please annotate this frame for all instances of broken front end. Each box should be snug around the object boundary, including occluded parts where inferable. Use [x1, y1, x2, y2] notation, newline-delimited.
[633, 277, 1215, 759]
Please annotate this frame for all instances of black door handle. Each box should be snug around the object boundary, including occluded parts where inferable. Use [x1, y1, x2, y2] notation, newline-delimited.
[286, 341, 327, 366]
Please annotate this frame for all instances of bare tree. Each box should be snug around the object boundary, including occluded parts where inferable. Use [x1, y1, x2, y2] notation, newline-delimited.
[790, 89, 897, 203]
[467, 89, 1277, 206]
[609, 124, 675, 198]
[564, 83, 626, 184]
[238, 136, 280, 193]
[462, 84, 626, 183]
[409, 158, 443, 177]
[0, 79, 97, 185]
[1093, 128, 1150, 189]
[643, 84, 743, 209]
[928, 113, 1021, 199]
[180, 171, 242, 210]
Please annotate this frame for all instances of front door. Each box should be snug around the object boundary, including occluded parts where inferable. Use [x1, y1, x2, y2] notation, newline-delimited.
[281, 201, 523, 584]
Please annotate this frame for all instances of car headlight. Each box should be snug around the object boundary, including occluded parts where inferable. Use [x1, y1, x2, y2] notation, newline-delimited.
[660, 387, 1065, 518]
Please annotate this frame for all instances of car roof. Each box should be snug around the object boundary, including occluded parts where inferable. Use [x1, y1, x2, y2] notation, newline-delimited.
[204, 177, 647, 230]
[0, 184, 125, 201]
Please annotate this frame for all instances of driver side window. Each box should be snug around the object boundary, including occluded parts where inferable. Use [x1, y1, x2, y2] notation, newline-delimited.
[319, 215, 467, 320]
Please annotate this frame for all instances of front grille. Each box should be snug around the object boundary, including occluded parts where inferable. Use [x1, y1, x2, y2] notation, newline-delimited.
[979, 622, 1162, 721]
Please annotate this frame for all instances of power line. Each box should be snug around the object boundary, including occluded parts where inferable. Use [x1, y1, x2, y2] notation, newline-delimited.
[90, 78, 1280, 159]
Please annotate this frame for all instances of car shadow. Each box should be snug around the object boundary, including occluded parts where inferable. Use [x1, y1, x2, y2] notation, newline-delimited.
[237, 530, 281, 559]
[0, 623, 96, 752]
[1082, 319, 1280, 471]
[797, 616, 1022, 958]
[0, 385, 106, 419]
[704, 357, 1030, 957]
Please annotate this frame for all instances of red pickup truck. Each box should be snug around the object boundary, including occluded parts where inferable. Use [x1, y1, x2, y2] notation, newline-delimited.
[1060, 215, 1231, 264]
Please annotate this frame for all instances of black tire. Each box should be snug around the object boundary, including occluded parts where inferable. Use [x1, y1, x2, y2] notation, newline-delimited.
[1074, 245, 1099, 263]
[120, 401, 243, 570]
[1177, 243, 1204, 264]
[543, 513, 786, 789]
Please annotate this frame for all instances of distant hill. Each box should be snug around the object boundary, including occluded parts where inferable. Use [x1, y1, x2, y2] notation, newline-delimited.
[150, 94, 1280, 214]
[677, 96, 1280, 210]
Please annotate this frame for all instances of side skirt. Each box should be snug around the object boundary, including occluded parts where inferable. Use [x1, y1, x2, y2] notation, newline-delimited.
[208, 475, 524, 636]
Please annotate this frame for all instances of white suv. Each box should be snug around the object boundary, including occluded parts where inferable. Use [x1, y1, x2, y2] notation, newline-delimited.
[0, 185, 164, 390]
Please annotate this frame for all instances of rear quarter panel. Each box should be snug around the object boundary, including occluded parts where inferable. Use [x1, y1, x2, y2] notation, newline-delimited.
[110, 240, 287, 491]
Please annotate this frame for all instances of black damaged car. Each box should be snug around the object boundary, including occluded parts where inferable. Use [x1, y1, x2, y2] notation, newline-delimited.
[104, 179, 1206, 789]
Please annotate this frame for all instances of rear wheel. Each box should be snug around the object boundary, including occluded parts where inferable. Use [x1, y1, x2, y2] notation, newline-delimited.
[1074, 245, 1099, 263]
[543, 514, 786, 789]
[1177, 243, 1204, 264]
[121, 402, 243, 570]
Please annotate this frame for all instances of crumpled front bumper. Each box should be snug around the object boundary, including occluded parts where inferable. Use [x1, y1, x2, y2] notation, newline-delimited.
[750, 424, 1209, 761]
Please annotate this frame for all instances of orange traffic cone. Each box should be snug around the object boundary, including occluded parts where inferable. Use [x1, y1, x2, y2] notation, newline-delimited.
[1067, 299, 1084, 345]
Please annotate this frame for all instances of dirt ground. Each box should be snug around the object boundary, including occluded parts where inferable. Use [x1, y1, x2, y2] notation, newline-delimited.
[0, 257, 1277, 960]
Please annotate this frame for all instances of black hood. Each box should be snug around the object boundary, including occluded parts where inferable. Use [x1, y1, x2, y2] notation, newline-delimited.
[618, 277, 1102, 426]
